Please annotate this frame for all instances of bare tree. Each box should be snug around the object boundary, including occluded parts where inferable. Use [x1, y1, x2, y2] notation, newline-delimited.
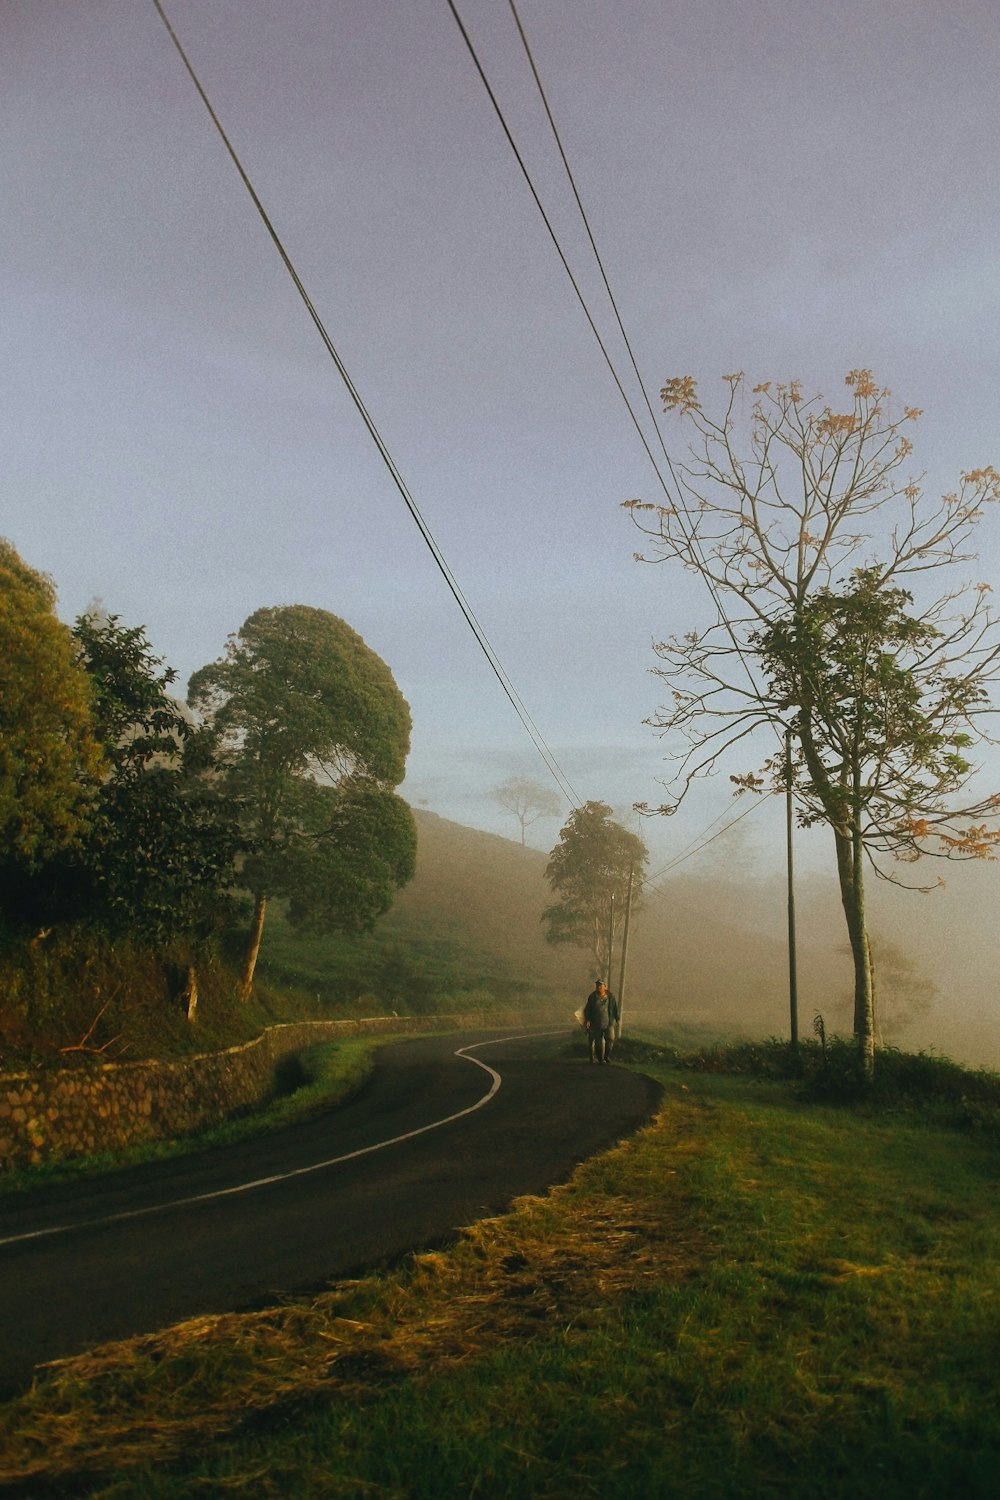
[625, 370, 1000, 1081]
[494, 776, 562, 846]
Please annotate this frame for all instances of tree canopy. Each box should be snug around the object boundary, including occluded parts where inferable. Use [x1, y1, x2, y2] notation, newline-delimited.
[542, 800, 647, 976]
[188, 605, 416, 999]
[0, 539, 102, 872]
[69, 612, 241, 947]
[73, 609, 189, 768]
[493, 776, 562, 846]
[753, 568, 999, 863]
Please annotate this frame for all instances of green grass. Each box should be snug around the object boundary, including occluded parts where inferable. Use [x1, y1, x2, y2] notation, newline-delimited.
[0, 1036, 382, 1199]
[2, 1047, 998, 1497]
[256, 900, 562, 1020]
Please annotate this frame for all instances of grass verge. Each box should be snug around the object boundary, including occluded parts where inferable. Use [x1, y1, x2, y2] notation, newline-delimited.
[1, 1053, 998, 1496]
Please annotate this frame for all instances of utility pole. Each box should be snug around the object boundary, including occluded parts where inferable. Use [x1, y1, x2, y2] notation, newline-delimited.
[616, 865, 635, 1036]
[605, 893, 616, 985]
[785, 726, 799, 1051]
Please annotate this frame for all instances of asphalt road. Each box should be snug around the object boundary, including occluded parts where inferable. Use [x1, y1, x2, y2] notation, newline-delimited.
[0, 1027, 661, 1394]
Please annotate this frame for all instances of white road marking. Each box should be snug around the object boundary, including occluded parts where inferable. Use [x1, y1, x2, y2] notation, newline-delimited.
[0, 1028, 566, 1251]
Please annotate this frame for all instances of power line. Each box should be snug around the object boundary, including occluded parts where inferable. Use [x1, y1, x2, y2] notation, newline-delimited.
[505, 3, 780, 719]
[505, 0, 690, 521]
[454, 0, 786, 756]
[454, 2, 802, 879]
[645, 797, 749, 881]
[150, 0, 583, 811]
[647, 792, 767, 885]
[445, 0, 685, 504]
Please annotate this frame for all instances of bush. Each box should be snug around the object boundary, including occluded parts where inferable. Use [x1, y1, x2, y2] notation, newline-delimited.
[677, 1036, 804, 1080]
[649, 1030, 1000, 1140]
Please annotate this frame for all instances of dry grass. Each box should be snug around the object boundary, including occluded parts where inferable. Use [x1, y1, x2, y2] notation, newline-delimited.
[0, 1104, 706, 1493]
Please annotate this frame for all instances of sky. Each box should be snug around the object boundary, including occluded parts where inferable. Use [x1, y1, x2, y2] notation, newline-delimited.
[3, 0, 1000, 890]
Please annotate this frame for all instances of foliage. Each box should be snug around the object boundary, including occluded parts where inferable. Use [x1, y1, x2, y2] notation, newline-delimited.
[63, 612, 243, 946]
[279, 777, 416, 934]
[753, 567, 1000, 861]
[0, 539, 102, 873]
[493, 776, 562, 845]
[73, 610, 189, 770]
[628, 1031, 1000, 1138]
[188, 605, 416, 997]
[542, 800, 647, 973]
[625, 370, 1000, 1079]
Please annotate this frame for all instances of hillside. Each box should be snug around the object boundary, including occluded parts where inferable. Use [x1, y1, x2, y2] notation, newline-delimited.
[12, 803, 982, 1066]
[261, 807, 1000, 1068]
[261, 809, 809, 1035]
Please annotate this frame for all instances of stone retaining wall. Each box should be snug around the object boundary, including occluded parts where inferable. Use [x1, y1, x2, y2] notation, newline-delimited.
[0, 1014, 481, 1173]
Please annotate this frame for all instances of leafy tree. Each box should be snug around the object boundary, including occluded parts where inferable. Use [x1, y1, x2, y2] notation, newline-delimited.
[834, 935, 935, 1043]
[494, 776, 562, 845]
[74, 608, 189, 766]
[625, 370, 1000, 1080]
[0, 539, 102, 875]
[69, 612, 241, 949]
[188, 605, 416, 1000]
[542, 800, 647, 975]
[753, 567, 1000, 1066]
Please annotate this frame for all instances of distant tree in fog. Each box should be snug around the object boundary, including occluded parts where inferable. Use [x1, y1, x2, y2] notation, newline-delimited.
[494, 776, 561, 846]
[837, 936, 935, 1043]
[626, 370, 1000, 1083]
[542, 800, 647, 975]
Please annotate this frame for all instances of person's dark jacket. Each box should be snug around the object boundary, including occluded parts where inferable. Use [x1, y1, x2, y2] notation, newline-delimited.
[584, 989, 615, 1031]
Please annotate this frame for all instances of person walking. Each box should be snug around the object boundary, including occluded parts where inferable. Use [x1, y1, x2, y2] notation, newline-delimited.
[583, 980, 616, 1065]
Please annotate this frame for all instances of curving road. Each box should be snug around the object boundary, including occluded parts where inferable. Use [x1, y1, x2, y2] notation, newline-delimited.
[0, 1027, 661, 1394]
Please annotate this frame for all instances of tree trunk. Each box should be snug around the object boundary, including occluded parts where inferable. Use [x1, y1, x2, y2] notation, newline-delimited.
[797, 704, 876, 1084]
[239, 892, 267, 1003]
[182, 964, 198, 1024]
[833, 826, 875, 1083]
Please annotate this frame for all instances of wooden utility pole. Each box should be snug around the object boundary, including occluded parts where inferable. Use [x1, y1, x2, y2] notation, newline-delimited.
[616, 866, 635, 1036]
[605, 893, 616, 985]
[785, 727, 799, 1051]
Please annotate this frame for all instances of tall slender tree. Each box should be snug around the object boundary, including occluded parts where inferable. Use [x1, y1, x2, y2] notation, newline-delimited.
[625, 370, 1000, 1079]
[542, 800, 647, 976]
[70, 612, 241, 950]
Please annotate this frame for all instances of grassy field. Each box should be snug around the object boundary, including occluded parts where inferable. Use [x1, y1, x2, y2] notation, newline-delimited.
[1, 1037, 997, 1497]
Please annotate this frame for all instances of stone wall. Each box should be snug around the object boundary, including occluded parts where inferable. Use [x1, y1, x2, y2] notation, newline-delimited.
[0, 1015, 475, 1173]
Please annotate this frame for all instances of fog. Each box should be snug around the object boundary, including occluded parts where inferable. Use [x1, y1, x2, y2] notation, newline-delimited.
[634, 824, 1000, 1071]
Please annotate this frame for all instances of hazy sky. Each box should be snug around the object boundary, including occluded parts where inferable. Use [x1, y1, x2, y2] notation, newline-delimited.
[3, 0, 999, 880]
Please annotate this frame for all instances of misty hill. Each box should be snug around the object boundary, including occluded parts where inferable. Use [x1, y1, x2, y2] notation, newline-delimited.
[262, 807, 1000, 1068]
[262, 809, 809, 1035]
